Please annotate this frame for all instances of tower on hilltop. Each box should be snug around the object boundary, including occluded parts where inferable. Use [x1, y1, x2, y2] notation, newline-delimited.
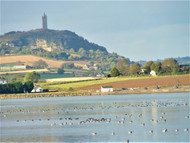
[42, 13, 47, 30]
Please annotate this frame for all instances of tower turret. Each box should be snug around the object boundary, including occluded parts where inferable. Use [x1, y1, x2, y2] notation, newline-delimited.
[42, 13, 47, 30]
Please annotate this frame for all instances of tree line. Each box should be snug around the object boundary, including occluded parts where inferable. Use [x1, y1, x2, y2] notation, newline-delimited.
[0, 71, 40, 94]
[0, 81, 34, 94]
[107, 58, 189, 77]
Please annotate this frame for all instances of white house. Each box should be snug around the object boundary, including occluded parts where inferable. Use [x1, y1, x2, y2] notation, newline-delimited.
[101, 86, 113, 92]
[96, 73, 104, 77]
[31, 86, 43, 93]
[150, 70, 156, 76]
[141, 69, 145, 73]
[0, 79, 7, 85]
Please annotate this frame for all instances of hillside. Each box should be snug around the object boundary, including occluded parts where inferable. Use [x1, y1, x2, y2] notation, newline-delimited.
[0, 29, 128, 70]
[0, 29, 107, 53]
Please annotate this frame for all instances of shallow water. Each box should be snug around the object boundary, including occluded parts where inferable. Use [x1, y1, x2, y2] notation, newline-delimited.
[1, 92, 190, 142]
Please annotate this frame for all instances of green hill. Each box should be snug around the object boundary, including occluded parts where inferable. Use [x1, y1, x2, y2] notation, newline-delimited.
[0, 29, 107, 53]
[0, 29, 129, 70]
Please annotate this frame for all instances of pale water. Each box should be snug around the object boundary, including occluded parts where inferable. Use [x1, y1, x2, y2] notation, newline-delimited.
[1, 92, 190, 142]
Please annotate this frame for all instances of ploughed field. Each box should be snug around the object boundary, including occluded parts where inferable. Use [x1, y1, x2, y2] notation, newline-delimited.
[79, 75, 190, 90]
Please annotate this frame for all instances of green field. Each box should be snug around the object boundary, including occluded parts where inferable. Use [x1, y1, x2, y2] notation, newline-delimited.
[39, 76, 151, 92]
[40, 73, 73, 79]
[0, 63, 17, 67]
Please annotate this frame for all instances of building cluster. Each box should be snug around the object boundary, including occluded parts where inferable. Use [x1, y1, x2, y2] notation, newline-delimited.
[0, 79, 7, 85]
[31, 39, 56, 52]
[83, 64, 98, 70]
[0, 65, 27, 70]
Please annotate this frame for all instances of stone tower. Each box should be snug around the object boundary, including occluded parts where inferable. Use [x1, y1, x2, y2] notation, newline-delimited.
[42, 13, 47, 30]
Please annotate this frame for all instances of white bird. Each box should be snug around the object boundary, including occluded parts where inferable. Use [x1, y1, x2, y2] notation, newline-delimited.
[149, 130, 153, 133]
[51, 123, 56, 126]
[184, 128, 188, 131]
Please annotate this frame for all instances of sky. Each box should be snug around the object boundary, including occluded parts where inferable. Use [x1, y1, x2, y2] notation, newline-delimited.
[1, 0, 189, 61]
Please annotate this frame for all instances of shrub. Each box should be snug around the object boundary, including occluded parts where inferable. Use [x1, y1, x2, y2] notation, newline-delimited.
[68, 87, 74, 91]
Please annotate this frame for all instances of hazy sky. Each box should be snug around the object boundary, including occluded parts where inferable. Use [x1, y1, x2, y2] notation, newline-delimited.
[1, 0, 189, 61]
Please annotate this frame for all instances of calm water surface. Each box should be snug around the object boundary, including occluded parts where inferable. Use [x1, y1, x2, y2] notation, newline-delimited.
[1, 92, 190, 142]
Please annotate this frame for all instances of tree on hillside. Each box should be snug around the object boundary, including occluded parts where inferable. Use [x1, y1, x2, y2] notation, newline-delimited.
[143, 61, 154, 74]
[61, 63, 75, 69]
[0, 82, 24, 94]
[70, 48, 75, 53]
[161, 58, 179, 73]
[78, 48, 86, 57]
[57, 68, 64, 74]
[130, 63, 141, 76]
[145, 61, 154, 67]
[6, 83, 16, 93]
[24, 72, 40, 83]
[181, 66, 190, 74]
[24, 80, 34, 93]
[10, 74, 24, 82]
[89, 61, 95, 66]
[110, 67, 120, 77]
[116, 59, 130, 76]
[33, 60, 48, 69]
[14, 81, 24, 93]
[151, 61, 161, 74]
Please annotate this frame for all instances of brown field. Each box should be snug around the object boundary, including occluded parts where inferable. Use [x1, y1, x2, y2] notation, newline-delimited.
[79, 75, 190, 90]
[0, 55, 88, 68]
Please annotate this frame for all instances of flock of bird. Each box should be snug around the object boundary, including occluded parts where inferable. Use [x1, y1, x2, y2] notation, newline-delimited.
[1, 99, 189, 142]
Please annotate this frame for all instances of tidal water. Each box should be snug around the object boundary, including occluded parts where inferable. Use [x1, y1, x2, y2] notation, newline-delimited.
[0, 92, 190, 142]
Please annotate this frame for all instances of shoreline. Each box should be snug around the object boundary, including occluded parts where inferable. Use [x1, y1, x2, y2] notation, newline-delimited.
[0, 86, 189, 99]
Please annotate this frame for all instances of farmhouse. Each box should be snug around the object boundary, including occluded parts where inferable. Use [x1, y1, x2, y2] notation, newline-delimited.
[101, 86, 113, 92]
[96, 73, 104, 77]
[0, 79, 7, 85]
[150, 70, 156, 76]
[31, 86, 43, 93]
